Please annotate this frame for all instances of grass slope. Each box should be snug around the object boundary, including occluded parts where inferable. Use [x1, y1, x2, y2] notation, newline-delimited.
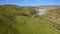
[13, 16, 60, 34]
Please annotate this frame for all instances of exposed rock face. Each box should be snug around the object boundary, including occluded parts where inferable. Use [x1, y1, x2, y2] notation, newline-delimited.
[34, 8, 55, 15]
[35, 9, 47, 15]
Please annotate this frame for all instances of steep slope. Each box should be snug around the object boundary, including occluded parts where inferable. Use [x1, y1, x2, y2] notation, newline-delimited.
[43, 8, 60, 24]
[42, 8, 60, 31]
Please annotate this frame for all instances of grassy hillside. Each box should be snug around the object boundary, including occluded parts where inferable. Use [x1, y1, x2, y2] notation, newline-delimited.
[0, 4, 60, 34]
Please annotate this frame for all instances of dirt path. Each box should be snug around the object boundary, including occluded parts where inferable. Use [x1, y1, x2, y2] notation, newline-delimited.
[41, 17, 60, 32]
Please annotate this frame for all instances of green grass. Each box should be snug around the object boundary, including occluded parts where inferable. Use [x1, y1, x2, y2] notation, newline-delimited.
[8, 16, 60, 34]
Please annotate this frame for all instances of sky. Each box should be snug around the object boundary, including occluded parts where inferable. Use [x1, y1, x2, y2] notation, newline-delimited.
[0, 0, 60, 6]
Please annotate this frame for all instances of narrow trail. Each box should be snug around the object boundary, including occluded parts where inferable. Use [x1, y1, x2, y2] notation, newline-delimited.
[40, 17, 60, 32]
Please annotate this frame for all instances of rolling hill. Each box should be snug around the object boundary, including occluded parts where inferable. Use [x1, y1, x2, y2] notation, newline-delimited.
[0, 4, 60, 34]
